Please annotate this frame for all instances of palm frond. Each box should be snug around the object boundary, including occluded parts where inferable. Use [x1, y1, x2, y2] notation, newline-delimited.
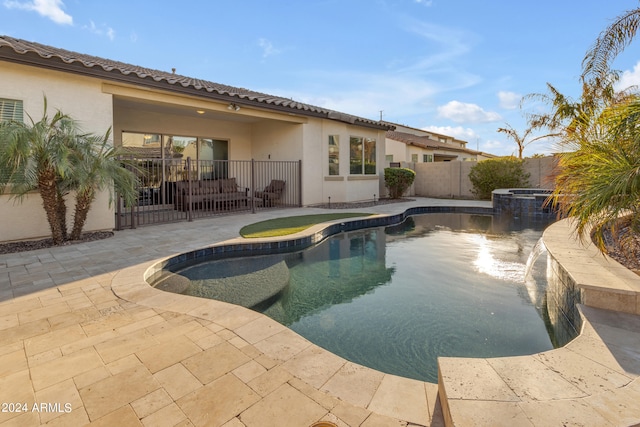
[583, 8, 640, 82]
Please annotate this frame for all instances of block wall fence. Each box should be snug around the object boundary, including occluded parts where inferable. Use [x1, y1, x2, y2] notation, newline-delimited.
[387, 156, 558, 199]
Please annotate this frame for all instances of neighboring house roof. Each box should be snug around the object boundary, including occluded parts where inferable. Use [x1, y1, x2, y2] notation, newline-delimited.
[0, 35, 392, 130]
[386, 131, 482, 155]
[381, 121, 468, 145]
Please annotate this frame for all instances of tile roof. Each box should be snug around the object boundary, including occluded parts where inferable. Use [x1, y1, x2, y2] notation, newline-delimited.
[0, 35, 391, 130]
[386, 130, 481, 155]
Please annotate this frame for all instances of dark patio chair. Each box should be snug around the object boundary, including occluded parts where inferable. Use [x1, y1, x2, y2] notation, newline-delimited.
[255, 180, 285, 207]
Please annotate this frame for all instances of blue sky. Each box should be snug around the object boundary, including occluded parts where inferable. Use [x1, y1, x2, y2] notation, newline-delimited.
[2, 0, 640, 156]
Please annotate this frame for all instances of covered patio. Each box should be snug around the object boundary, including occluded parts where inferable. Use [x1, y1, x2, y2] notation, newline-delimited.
[111, 92, 306, 229]
[0, 35, 390, 242]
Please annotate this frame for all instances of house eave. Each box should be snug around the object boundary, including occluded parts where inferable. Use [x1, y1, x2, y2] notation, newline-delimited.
[0, 44, 392, 131]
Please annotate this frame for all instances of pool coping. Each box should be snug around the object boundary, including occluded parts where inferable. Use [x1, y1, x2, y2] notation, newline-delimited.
[438, 218, 640, 426]
[110, 208, 640, 426]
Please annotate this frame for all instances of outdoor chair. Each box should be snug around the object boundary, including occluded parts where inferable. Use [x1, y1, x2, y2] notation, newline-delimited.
[255, 179, 285, 207]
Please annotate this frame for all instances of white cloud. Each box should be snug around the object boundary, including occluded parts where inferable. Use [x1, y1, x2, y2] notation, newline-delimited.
[414, 0, 433, 6]
[4, 0, 72, 25]
[497, 91, 521, 110]
[422, 125, 478, 142]
[437, 101, 501, 123]
[258, 38, 281, 58]
[616, 61, 640, 91]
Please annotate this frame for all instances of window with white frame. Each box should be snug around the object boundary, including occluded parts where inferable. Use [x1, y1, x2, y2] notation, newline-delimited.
[0, 98, 23, 123]
[349, 136, 376, 175]
[423, 154, 433, 162]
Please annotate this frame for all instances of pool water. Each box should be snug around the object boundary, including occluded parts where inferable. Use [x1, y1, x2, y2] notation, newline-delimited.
[169, 213, 569, 383]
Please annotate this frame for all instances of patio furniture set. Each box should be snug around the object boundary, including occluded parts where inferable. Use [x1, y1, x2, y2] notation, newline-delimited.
[174, 179, 285, 212]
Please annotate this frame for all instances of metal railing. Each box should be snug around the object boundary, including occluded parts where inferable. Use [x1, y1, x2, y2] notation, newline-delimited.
[116, 158, 301, 230]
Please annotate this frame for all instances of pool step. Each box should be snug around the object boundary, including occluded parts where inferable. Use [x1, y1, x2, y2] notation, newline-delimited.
[436, 305, 640, 426]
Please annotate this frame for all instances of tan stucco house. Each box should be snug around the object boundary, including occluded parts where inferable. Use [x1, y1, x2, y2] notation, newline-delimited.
[384, 122, 495, 164]
[0, 36, 393, 242]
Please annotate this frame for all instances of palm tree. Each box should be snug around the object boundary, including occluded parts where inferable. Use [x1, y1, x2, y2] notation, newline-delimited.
[496, 122, 554, 159]
[551, 95, 640, 251]
[582, 6, 640, 84]
[69, 128, 138, 240]
[0, 99, 78, 244]
[0, 98, 139, 244]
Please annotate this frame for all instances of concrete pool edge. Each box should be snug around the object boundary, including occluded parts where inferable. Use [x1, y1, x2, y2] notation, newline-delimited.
[110, 209, 640, 426]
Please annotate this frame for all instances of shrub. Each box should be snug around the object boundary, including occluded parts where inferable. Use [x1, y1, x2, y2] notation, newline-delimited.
[384, 167, 416, 199]
[468, 157, 530, 200]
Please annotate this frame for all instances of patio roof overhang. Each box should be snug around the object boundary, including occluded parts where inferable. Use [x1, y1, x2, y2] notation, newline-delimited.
[107, 83, 310, 125]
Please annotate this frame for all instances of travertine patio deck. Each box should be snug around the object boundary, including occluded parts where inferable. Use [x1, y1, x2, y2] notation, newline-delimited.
[1, 198, 489, 427]
[2, 197, 639, 426]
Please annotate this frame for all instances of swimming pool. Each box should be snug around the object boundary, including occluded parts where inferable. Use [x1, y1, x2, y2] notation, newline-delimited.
[156, 213, 573, 383]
